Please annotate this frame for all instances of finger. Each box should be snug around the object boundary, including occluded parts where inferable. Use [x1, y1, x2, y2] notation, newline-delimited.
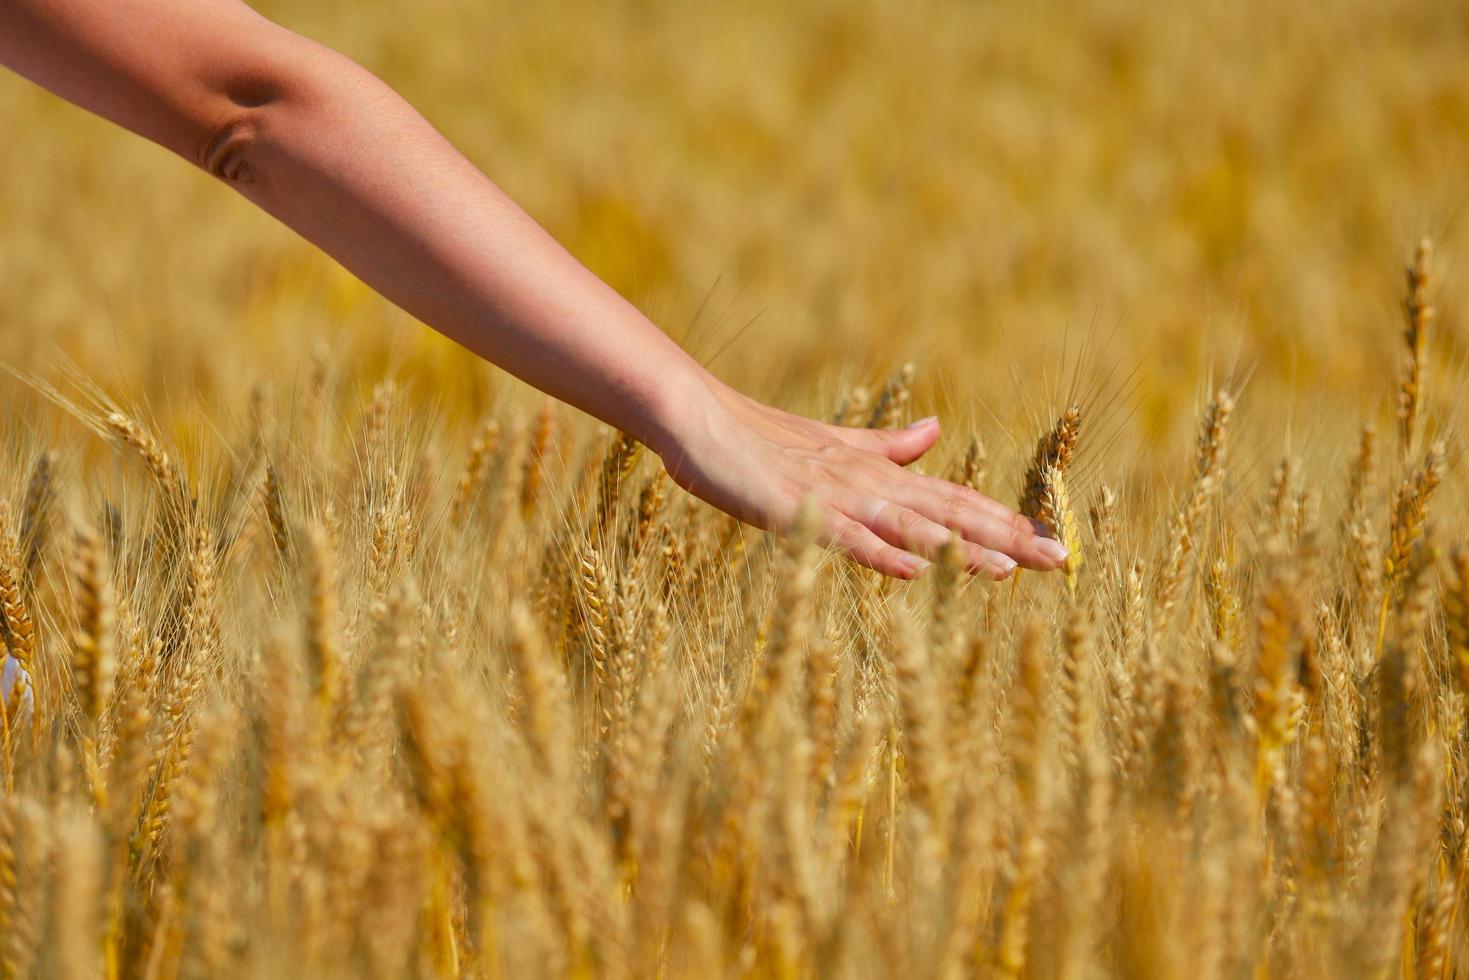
[826, 416, 941, 466]
[904, 470, 1053, 535]
[854, 500, 1018, 580]
[889, 482, 1069, 571]
[822, 513, 931, 579]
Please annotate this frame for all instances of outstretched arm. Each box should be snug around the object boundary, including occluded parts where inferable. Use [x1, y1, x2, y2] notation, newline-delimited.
[0, 0, 1068, 579]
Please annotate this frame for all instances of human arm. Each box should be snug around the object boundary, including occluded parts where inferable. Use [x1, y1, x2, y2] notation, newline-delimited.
[0, 0, 1069, 578]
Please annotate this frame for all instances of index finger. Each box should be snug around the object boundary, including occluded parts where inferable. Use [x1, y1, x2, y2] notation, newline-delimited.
[904, 470, 1054, 538]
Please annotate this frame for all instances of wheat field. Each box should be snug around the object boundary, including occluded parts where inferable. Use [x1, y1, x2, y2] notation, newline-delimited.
[1, 0, 1468, 977]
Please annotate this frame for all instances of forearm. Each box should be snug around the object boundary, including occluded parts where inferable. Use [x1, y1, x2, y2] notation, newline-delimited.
[223, 59, 695, 443]
[215, 46, 710, 451]
[0, 0, 1068, 580]
[0, 0, 709, 450]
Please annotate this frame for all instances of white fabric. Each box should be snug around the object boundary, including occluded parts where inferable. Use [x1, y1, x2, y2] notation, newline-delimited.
[2, 655, 33, 721]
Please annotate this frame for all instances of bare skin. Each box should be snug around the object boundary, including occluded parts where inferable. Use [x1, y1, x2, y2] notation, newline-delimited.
[0, 0, 1069, 579]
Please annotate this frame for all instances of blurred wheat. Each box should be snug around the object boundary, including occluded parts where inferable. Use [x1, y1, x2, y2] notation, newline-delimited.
[0, 0, 1467, 977]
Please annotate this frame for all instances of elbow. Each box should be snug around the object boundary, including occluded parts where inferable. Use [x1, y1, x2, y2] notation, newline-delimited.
[191, 75, 292, 186]
[185, 43, 385, 189]
[184, 37, 382, 189]
[197, 113, 261, 184]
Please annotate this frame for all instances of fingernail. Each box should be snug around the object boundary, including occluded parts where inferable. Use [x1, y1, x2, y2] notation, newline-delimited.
[900, 552, 931, 575]
[906, 416, 938, 429]
[995, 554, 1018, 573]
[1036, 538, 1069, 563]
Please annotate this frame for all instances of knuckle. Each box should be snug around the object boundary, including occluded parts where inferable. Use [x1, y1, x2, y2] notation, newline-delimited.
[897, 508, 924, 530]
[941, 493, 971, 517]
[938, 482, 980, 507]
[831, 520, 866, 546]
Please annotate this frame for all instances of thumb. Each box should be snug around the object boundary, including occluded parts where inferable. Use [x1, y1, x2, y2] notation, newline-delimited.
[830, 415, 941, 465]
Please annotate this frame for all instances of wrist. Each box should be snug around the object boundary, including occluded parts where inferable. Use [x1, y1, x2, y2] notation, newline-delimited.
[638, 361, 725, 461]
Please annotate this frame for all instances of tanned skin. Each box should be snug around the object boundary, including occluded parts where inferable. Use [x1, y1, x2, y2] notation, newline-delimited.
[0, 0, 1069, 579]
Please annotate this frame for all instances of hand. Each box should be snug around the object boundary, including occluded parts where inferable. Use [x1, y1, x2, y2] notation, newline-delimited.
[651, 380, 1070, 580]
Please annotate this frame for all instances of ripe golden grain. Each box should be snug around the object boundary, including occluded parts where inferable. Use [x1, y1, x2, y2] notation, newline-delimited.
[0, 65, 1464, 973]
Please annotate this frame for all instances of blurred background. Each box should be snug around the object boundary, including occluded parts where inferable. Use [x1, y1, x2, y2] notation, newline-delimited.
[1, 0, 1465, 478]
